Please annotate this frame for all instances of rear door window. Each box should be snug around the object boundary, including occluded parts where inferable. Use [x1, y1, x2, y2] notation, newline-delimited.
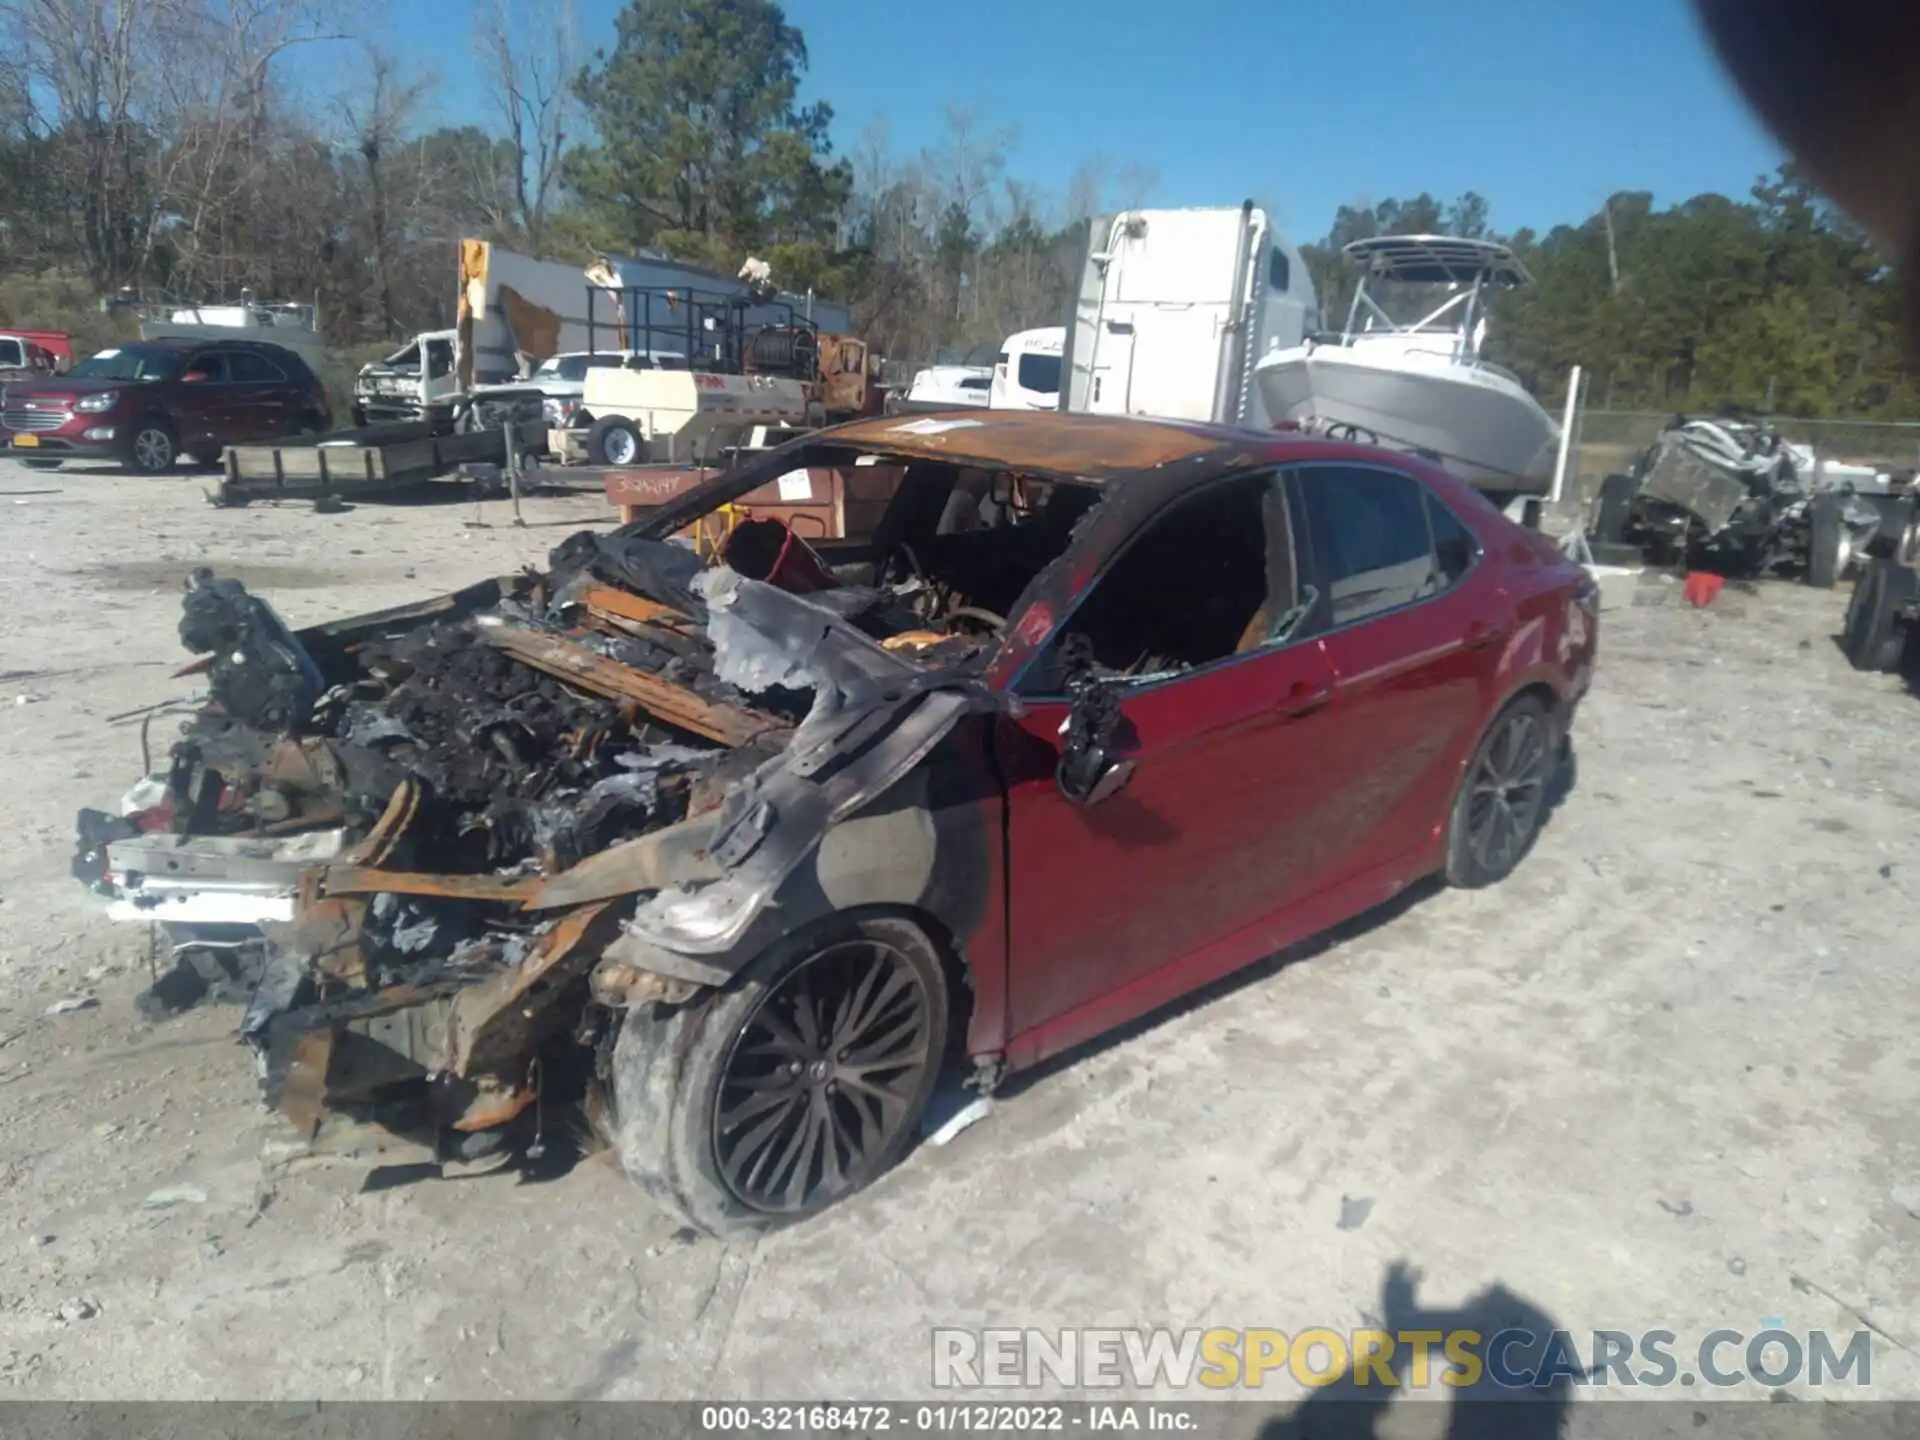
[229, 351, 286, 383]
[1428, 493, 1481, 586]
[1293, 463, 1447, 626]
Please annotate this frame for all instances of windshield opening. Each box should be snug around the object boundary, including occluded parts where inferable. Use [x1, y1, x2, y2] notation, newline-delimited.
[1018, 352, 1062, 395]
[69, 348, 180, 382]
[1351, 277, 1501, 336]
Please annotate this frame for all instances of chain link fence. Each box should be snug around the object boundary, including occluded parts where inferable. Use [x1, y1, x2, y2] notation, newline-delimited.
[1578, 410, 1920, 473]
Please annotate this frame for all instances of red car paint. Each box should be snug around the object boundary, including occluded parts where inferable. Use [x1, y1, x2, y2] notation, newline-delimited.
[960, 437, 1596, 1072]
[2, 337, 328, 467]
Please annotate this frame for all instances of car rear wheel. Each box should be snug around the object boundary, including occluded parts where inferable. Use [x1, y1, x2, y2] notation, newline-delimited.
[124, 419, 178, 475]
[607, 913, 950, 1238]
[1843, 557, 1914, 672]
[1807, 493, 1849, 589]
[1591, 472, 1638, 544]
[1445, 693, 1558, 889]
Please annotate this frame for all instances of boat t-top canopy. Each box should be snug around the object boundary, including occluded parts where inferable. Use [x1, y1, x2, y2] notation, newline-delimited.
[1343, 235, 1531, 287]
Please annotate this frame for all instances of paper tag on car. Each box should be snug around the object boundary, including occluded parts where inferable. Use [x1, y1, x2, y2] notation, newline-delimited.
[888, 418, 984, 436]
[776, 469, 812, 501]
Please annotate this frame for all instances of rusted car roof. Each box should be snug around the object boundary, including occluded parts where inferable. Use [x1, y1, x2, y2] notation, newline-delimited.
[826, 409, 1244, 476]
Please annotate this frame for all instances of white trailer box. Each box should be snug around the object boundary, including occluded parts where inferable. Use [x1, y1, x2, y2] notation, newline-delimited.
[1059, 203, 1316, 428]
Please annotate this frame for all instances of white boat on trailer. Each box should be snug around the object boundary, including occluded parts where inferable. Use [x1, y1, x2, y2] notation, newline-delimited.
[1254, 234, 1560, 498]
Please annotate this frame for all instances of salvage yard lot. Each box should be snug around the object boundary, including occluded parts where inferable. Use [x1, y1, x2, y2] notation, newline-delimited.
[1, 455, 1919, 1403]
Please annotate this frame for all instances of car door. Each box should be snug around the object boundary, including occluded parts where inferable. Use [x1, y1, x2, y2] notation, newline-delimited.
[1288, 460, 1515, 883]
[175, 350, 228, 447]
[225, 350, 287, 440]
[996, 468, 1345, 1047]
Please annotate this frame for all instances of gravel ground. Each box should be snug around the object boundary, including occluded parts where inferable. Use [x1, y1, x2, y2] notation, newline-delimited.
[0, 455, 1917, 1418]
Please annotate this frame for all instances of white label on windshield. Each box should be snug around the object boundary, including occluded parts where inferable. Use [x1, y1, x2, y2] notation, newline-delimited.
[889, 417, 984, 435]
[93, 348, 120, 359]
[776, 469, 812, 501]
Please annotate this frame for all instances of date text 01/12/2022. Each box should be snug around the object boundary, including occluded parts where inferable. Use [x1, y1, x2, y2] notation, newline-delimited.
[698, 1404, 1200, 1432]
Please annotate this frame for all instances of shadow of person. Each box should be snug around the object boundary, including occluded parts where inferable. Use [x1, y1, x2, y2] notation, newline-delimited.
[1259, 1260, 1577, 1440]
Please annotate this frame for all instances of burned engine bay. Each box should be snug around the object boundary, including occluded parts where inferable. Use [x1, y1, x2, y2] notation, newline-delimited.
[69, 476, 1091, 1155]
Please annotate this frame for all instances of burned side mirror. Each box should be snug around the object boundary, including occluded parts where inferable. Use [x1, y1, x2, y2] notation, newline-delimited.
[1053, 634, 1134, 807]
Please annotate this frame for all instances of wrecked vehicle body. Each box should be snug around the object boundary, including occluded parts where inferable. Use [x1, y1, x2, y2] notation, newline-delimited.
[76, 409, 1596, 1235]
[1592, 413, 1898, 586]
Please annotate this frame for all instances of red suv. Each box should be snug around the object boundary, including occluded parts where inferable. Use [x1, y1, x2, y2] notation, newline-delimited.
[1, 337, 330, 473]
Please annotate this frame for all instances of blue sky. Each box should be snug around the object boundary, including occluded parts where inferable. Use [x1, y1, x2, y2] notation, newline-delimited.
[376, 0, 1784, 243]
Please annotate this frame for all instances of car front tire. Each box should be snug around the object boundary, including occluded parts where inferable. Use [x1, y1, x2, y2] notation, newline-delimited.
[606, 913, 951, 1239]
[124, 418, 178, 475]
[1445, 693, 1559, 889]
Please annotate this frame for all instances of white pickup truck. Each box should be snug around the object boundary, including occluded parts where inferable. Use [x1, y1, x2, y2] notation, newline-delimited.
[353, 339, 687, 429]
[351, 330, 462, 425]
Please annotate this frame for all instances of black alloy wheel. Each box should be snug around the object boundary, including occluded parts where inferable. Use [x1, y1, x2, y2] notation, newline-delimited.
[1446, 694, 1557, 888]
[712, 935, 936, 1215]
[1465, 706, 1551, 875]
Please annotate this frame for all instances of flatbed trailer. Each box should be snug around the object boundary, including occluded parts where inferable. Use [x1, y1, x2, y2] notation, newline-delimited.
[216, 418, 549, 506]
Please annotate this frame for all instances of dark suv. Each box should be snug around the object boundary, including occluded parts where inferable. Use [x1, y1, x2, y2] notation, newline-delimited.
[1, 338, 330, 473]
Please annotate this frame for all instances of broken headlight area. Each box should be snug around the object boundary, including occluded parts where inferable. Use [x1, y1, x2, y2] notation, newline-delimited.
[77, 515, 1010, 1156]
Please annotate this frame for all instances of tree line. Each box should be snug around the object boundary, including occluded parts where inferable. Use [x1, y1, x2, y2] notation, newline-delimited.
[1, 0, 1912, 416]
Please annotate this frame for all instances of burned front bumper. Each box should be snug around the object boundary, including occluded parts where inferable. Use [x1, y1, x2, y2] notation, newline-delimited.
[77, 824, 348, 929]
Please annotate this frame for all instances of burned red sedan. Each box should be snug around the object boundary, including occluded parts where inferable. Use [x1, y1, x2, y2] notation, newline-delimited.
[74, 410, 1596, 1235]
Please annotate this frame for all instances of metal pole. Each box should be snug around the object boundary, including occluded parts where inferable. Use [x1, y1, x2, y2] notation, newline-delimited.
[1549, 364, 1584, 506]
[503, 419, 523, 527]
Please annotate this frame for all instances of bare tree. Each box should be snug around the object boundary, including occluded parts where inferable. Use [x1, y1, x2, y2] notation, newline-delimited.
[2, 0, 168, 285]
[926, 104, 1013, 234]
[336, 43, 434, 336]
[142, 0, 353, 292]
[473, 0, 576, 254]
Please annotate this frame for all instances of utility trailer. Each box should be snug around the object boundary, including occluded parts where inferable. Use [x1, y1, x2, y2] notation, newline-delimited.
[215, 416, 548, 506]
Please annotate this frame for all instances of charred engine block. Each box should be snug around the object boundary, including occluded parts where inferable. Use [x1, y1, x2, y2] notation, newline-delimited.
[180, 567, 325, 731]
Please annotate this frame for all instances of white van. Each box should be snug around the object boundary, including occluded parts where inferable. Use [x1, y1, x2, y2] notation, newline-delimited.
[989, 327, 1065, 410]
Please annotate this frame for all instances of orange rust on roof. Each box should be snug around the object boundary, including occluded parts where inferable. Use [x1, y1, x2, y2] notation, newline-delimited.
[824, 409, 1236, 476]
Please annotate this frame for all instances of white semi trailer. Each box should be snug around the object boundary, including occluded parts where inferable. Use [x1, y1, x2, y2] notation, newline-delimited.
[1058, 203, 1317, 427]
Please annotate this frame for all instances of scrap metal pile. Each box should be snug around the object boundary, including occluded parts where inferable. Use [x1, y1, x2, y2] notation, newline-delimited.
[1594, 413, 1889, 580]
[71, 514, 1005, 1150]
